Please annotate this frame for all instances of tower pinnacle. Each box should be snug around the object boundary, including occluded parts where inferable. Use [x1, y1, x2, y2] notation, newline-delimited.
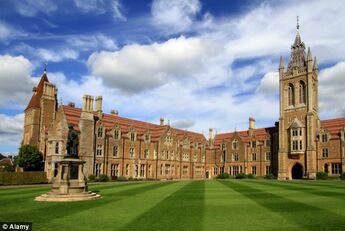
[297, 16, 299, 30]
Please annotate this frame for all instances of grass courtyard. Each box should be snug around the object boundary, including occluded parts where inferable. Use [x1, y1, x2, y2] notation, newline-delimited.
[1, 180, 345, 231]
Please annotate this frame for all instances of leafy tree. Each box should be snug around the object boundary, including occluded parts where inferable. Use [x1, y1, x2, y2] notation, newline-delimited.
[15, 144, 43, 171]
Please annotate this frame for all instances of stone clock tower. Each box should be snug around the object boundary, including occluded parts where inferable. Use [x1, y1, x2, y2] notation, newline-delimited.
[278, 21, 319, 180]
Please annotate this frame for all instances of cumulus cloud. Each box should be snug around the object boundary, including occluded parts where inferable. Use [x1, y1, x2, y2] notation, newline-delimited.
[74, 0, 126, 21]
[0, 55, 35, 108]
[0, 113, 24, 146]
[87, 36, 220, 93]
[13, 0, 57, 17]
[256, 71, 279, 97]
[151, 0, 201, 33]
[319, 61, 345, 118]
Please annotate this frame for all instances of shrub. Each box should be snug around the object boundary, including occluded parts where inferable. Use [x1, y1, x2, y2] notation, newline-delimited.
[217, 172, 230, 179]
[316, 171, 328, 180]
[235, 173, 247, 179]
[88, 174, 96, 181]
[265, 173, 276, 179]
[16, 144, 43, 171]
[246, 173, 256, 179]
[0, 172, 47, 185]
[117, 176, 127, 181]
[98, 174, 109, 182]
[128, 177, 134, 181]
[340, 173, 345, 181]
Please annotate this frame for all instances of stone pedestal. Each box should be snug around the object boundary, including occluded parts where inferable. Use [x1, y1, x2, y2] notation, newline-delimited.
[35, 158, 101, 202]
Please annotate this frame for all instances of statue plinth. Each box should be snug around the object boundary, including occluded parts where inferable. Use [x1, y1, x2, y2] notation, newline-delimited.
[35, 158, 101, 202]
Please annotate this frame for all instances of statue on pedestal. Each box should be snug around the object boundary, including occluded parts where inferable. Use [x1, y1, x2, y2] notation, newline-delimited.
[66, 125, 78, 158]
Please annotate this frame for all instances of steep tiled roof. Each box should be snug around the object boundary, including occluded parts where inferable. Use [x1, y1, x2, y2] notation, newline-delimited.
[25, 73, 49, 111]
[62, 105, 206, 142]
[0, 158, 13, 166]
[214, 127, 275, 146]
[320, 117, 345, 138]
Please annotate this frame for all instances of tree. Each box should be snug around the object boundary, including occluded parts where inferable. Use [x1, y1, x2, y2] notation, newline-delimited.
[15, 144, 43, 171]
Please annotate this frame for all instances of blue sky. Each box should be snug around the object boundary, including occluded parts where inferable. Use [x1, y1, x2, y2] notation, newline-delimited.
[1, 0, 345, 154]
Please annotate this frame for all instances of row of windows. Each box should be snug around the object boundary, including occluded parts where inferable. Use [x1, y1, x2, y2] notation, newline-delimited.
[222, 139, 271, 152]
[228, 152, 271, 162]
[325, 163, 342, 174]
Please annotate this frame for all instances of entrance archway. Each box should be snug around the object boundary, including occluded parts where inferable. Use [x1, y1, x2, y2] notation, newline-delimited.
[291, 163, 303, 179]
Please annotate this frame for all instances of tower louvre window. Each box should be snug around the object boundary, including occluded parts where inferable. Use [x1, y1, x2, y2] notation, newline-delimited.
[299, 81, 306, 104]
[288, 83, 295, 106]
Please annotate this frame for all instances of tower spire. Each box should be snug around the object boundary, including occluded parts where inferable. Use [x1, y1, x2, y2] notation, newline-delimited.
[297, 16, 299, 30]
[44, 62, 47, 74]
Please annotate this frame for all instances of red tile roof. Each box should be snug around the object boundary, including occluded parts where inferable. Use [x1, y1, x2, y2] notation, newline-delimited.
[214, 127, 275, 146]
[214, 117, 345, 145]
[0, 158, 13, 166]
[62, 105, 206, 142]
[320, 117, 345, 138]
[25, 73, 49, 111]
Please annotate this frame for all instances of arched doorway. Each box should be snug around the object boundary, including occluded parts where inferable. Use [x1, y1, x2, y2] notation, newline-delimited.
[291, 163, 303, 179]
[324, 164, 328, 173]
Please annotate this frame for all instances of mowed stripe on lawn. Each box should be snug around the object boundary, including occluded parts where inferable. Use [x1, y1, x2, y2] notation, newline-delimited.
[121, 180, 205, 231]
[0, 181, 175, 228]
[203, 180, 300, 231]
[220, 180, 345, 230]
[43, 181, 187, 231]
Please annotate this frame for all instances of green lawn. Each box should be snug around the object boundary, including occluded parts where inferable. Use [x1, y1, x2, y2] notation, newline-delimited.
[1, 180, 345, 230]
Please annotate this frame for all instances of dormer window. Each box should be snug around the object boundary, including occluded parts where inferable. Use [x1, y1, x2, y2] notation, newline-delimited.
[130, 132, 136, 141]
[114, 130, 120, 140]
[97, 127, 103, 138]
[232, 139, 239, 150]
[221, 143, 226, 151]
[144, 134, 150, 143]
[251, 140, 256, 148]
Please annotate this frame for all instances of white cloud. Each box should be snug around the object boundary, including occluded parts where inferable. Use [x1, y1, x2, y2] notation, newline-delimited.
[151, 0, 201, 33]
[256, 71, 279, 97]
[13, 44, 79, 63]
[37, 48, 78, 62]
[14, 0, 57, 17]
[0, 21, 26, 42]
[74, 0, 126, 21]
[319, 61, 345, 118]
[0, 55, 35, 108]
[87, 36, 220, 93]
[67, 34, 118, 51]
[0, 113, 24, 146]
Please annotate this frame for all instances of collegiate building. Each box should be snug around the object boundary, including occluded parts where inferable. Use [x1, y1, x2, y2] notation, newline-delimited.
[22, 25, 345, 181]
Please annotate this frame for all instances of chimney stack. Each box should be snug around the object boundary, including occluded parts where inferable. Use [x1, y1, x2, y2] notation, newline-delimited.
[249, 117, 255, 130]
[160, 118, 164, 126]
[111, 110, 119, 116]
[95, 96, 103, 112]
[82, 95, 94, 112]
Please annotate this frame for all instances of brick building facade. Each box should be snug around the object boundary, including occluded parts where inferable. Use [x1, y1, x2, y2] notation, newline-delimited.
[22, 26, 345, 181]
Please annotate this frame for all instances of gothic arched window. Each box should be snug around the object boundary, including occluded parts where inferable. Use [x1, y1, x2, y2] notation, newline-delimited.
[299, 81, 306, 104]
[288, 83, 295, 106]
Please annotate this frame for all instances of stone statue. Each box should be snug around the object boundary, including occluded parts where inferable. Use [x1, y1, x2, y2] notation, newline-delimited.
[66, 125, 78, 158]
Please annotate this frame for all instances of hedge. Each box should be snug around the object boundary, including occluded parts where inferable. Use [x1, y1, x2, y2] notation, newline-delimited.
[0, 171, 48, 185]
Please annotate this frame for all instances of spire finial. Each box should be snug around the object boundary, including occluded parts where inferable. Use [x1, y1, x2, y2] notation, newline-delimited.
[44, 62, 48, 73]
[297, 16, 299, 30]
